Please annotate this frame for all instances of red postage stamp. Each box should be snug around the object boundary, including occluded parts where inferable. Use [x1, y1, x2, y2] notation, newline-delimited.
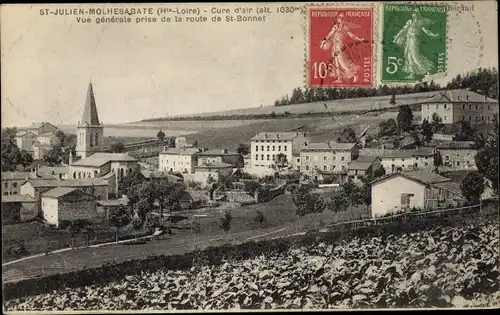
[307, 6, 375, 88]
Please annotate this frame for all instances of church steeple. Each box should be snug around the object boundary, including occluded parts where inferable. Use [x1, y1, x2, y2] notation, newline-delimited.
[81, 80, 100, 126]
[76, 80, 104, 159]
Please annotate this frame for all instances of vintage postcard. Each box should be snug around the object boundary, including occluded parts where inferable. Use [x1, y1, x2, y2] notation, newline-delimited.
[1, 1, 499, 313]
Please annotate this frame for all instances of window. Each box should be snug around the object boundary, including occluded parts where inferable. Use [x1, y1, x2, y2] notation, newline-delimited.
[323, 165, 328, 171]
[475, 116, 479, 121]
[255, 155, 259, 160]
[482, 116, 484, 121]
[256, 146, 258, 152]
[436, 104, 439, 109]
[469, 116, 472, 121]
[278, 146, 281, 151]
[305, 165, 309, 171]
[284, 146, 287, 151]
[332, 156, 336, 161]
[267, 146, 270, 151]
[341, 156, 345, 161]
[488, 105, 491, 110]
[13, 191, 17, 195]
[392, 158, 395, 162]
[462, 104, 465, 110]
[444, 116, 447, 121]
[445, 156, 449, 160]
[469, 104, 472, 110]
[296, 158, 300, 162]
[323, 156, 327, 161]
[402, 158, 405, 162]
[3, 182, 7, 189]
[272, 146, 275, 151]
[305, 156, 310, 161]
[475, 104, 478, 110]
[425, 162, 429, 166]
[462, 116, 465, 121]
[331, 165, 335, 170]
[267, 155, 270, 161]
[401, 193, 414, 207]
[261, 146, 264, 151]
[444, 104, 447, 109]
[457, 161, 460, 166]
[13, 182, 17, 188]
[261, 154, 264, 160]
[272, 154, 275, 160]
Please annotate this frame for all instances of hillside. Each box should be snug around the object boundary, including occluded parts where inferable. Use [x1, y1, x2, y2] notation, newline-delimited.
[142, 91, 439, 121]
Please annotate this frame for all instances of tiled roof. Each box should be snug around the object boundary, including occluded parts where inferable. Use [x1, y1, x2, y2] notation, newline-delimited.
[80, 82, 101, 126]
[1, 195, 35, 203]
[436, 141, 476, 150]
[140, 170, 182, 182]
[195, 162, 234, 169]
[197, 149, 240, 156]
[1, 172, 32, 180]
[96, 199, 124, 206]
[424, 89, 497, 103]
[42, 187, 80, 198]
[377, 148, 435, 159]
[71, 153, 137, 167]
[160, 148, 200, 155]
[433, 181, 463, 196]
[251, 132, 305, 141]
[38, 132, 56, 137]
[301, 141, 356, 151]
[371, 169, 450, 186]
[348, 156, 378, 171]
[26, 178, 108, 188]
[15, 131, 37, 138]
[412, 147, 436, 156]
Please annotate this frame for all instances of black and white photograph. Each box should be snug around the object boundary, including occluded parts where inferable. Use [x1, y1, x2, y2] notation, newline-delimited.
[1, 1, 499, 312]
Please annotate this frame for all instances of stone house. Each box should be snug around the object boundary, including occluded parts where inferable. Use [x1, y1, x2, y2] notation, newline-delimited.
[436, 141, 478, 171]
[347, 156, 382, 184]
[41, 187, 97, 227]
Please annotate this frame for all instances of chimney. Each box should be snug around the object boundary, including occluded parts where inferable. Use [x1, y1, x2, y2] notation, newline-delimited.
[277, 134, 280, 139]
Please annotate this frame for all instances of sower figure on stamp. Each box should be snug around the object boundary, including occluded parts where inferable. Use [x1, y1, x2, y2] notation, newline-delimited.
[320, 13, 365, 84]
[393, 8, 439, 80]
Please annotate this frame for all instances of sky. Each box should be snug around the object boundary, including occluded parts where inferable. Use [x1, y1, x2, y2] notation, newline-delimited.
[1, 2, 498, 128]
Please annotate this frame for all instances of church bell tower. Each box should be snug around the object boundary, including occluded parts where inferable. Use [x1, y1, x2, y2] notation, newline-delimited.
[76, 80, 104, 159]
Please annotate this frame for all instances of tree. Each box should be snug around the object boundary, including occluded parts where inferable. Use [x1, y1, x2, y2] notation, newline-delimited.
[378, 119, 399, 137]
[157, 130, 166, 142]
[191, 219, 201, 250]
[2, 127, 22, 171]
[328, 180, 363, 219]
[372, 164, 386, 179]
[109, 205, 132, 243]
[110, 141, 125, 153]
[81, 223, 96, 246]
[219, 210, 233, 239]
[454, 121, 475, 141]
[43, 146, 64, 166]
[433, 151, 443, 172]
[244, 180, 261, 196]
[131, 216, 143, 239]
[460, 172, 485, 205]
[421, 118, 434, 144]
[254, 210, 266, 227]
[337, 127, 357, 143]
[118, 166, 146, 198]
[475, 116, 499, 193]
[66, 221, 82, 248]
[135, 198, 153, 221]
[431, 113, 443, 133]
[291, 185, 326, 232]
[275, 153, 288, 172]
[236, 142, 250, 155]
[396, 105, 414, 132]
[390, 94, 396, 105]
[55, 130, 66, 146]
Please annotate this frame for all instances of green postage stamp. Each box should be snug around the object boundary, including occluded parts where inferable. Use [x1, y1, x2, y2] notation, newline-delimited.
[381, 3, 447, 83]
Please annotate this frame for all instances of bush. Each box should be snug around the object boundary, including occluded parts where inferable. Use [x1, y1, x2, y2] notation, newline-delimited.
[5, 240, 29, 258]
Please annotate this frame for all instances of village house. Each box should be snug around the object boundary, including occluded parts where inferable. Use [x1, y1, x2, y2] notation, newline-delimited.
[1, 195, 37, 224]
[300, 141, 358, 182]
[421, 89, 498, 125]
[347, 156, 382, 184]
[436, 141, 478, 170]
[20, 178, 109, 216]
[292, 152, 301, 171]
[1, 171, 34, 196]
[15, 122, 60, 158]
[197, 149, 243, 168]
[250, 132, 310, 171]
[96, 199, 125, 226]
[363, 147, 435, 174]
[41, 187, 98, 228]
[15, 131, 37, 153]
[370, 170, 464, 218]
[175, 136, 188, 148]
[188, 162, 235, 188]
[35, 165, 69, 180]
[159, 147, 200, 174]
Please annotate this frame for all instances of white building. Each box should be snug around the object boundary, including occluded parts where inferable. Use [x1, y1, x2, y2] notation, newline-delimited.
[249, 132, 310, 172]
[159, 147, 200, 174]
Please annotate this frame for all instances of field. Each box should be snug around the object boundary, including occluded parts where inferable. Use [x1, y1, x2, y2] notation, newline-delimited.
[2, 193, 369, 283]
[146, 90, 438, 119]
[5, 216, 499, 310]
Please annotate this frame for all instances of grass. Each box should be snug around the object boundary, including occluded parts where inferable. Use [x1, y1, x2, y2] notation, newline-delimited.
[2, 192, 369, 282]
[2, 222, 148, 263]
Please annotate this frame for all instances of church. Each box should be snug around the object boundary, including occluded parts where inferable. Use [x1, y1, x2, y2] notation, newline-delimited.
[69, 81, 139, 197]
